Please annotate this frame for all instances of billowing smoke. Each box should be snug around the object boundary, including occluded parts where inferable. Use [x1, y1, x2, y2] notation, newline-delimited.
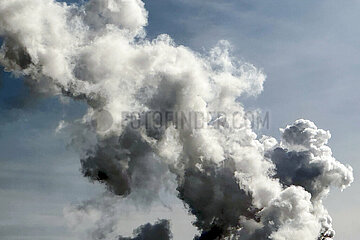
[0, 0, 353, 239]
[118, 219, 172, 240]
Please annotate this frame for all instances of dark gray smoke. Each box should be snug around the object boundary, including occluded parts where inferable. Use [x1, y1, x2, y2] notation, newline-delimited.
[178, 161, 256, 239]
[118, 219, 172, 240]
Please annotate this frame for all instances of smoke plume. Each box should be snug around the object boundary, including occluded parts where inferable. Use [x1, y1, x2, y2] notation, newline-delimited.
[0, 0, 353, 239]
[118, 219, 172, 240]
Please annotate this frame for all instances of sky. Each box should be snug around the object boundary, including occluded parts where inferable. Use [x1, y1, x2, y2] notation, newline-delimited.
[0, 0, 359, 239]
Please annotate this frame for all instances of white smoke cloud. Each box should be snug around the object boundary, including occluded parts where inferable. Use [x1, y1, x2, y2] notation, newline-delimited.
[0, 0, 353, 239]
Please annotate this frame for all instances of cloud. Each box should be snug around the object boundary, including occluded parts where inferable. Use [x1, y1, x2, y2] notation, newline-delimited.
[0, 0, 353, 239]
[118, 219, 172, 240]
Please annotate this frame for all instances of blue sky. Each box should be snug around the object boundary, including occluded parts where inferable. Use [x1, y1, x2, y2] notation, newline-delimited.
[0, 0, 359, 239]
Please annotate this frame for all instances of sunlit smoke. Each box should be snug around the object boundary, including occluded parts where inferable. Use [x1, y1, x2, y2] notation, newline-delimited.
[0, 0, 353, 239]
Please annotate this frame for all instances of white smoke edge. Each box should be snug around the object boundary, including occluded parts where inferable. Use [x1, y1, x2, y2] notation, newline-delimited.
[0, 0, 353, 240]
